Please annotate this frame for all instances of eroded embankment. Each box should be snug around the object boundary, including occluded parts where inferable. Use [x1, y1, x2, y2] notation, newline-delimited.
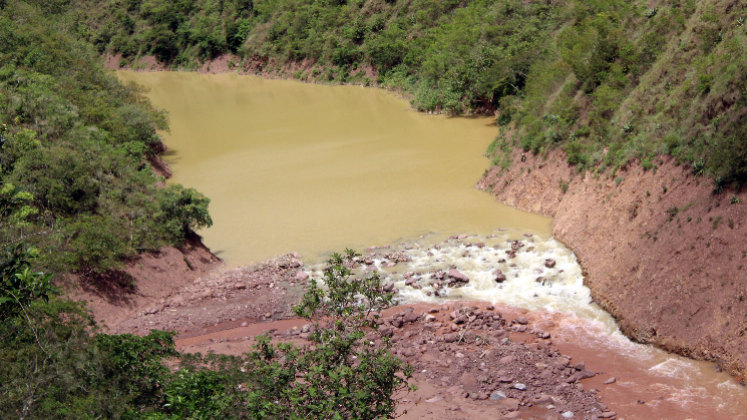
[104, 53, 378, 85]
[478, 149, 747, 380]
[66, 235, 222, 330]
[66, 142, 222, 329]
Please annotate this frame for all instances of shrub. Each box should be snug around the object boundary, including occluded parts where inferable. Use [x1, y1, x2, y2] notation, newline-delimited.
[64, 215, 131, 272]
[497, 110, 512, 126]
[0, 245, 55, 318]
[1, 248, 414, 419]
[691, 158, 706, 177]
[712, 176, 726, 195]
[566, 141, 588, 166]
[243, 251, 415, 419]
[156, 184, 213, 245]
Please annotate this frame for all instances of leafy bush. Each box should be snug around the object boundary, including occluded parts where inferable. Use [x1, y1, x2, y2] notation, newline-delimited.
[0, 248, 413, 419]
[0, 245, 55, 318]
[156, 185, 213, 246]
[566, 141, 588, 166]
[0, 3, 213, 274]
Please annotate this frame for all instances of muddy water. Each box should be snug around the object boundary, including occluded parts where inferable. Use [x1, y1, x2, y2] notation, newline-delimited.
[306, 234, 747, 419]
[118, 71, 550, 266]
[119, 71, 747, 418]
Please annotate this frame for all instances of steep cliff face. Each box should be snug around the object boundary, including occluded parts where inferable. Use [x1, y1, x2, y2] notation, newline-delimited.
[478, 150, 747, 381]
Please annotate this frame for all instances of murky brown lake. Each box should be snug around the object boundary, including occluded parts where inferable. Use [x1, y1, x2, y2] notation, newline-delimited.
[120, 71, 747, 419]
[118, 71, 550, 266]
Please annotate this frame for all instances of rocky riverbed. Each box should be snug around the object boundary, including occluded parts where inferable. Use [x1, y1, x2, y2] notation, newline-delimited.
[177, 301, 617, 420]
[91, 240, 747, 420]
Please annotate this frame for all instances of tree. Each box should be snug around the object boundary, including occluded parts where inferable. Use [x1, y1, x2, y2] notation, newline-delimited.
[156, 184, 213, 245]
[158, 250, 415, 420]
[241, 250, 415, 419]
[0, 248, 414, 419]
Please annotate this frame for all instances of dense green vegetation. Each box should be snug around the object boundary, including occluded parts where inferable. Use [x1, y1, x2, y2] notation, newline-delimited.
[1, 246, 411, 419]
[72, 0, 747, 187]
[0, 1, 212, 274]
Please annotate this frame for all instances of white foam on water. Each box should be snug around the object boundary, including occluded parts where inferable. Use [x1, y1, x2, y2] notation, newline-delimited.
[309, 230, 618, 332]
[306, 230, 747, 418]
[649, 359, 693, 380]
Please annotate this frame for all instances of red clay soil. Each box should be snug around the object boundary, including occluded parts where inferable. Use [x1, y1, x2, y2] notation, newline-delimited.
[477, 149, 747, 381]
[178, 302, 616, 420]
[104, 53, 379, 86]
[65, 235, 221, 331]
[100, 248, 747, 419]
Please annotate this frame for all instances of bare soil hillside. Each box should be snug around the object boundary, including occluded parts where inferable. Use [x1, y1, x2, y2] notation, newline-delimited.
[478, 149, 747, 381]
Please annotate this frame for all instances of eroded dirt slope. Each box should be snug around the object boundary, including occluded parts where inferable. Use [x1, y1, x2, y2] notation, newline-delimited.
[66, 235, 222, 330]
[478, 149, 747, 380]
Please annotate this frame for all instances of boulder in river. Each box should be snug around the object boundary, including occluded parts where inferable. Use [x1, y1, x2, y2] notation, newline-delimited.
[566, 369, 595, 383]
[448, 268, 470, 283]
[495, 270, 506, 283]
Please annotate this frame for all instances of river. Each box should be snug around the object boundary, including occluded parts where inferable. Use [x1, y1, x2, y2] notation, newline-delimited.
[118, 71, 550, 266]
[119, 70, 747, 419]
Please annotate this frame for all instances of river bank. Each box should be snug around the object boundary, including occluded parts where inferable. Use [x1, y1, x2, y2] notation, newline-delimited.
[175, 300, 747, 420]
[478, 148, 747, 382]
[104, 53, 379, 84]
[105, 53, 423, 106]
[84, 238, 747, 420]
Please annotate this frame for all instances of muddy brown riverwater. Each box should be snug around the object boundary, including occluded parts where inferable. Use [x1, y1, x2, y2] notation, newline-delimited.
[118, 71, 551, 266]
[119, 71, 747, 418]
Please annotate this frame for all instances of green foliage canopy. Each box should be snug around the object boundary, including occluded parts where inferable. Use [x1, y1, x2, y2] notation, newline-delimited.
[0, 2, 213, 274]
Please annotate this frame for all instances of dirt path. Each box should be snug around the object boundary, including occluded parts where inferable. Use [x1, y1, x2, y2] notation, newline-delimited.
[105, 253, 307, 336]
[65, 235, 221, 330]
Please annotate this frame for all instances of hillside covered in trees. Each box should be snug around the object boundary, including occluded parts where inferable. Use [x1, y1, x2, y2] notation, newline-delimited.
[71, 0, 747, 189]
[0, 0, 213, 274]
